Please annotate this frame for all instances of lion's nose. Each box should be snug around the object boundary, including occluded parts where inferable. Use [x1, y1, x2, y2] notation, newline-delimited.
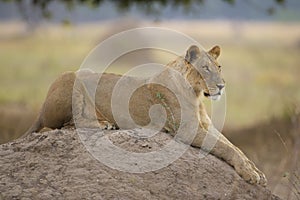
[217, 84, 225, 90]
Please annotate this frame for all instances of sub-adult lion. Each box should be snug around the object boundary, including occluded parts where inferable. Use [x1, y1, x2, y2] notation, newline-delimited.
[24, 45, 267, 186]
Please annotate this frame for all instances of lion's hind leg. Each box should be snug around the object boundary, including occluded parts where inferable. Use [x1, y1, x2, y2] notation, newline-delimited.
[71, 80, 117, 130]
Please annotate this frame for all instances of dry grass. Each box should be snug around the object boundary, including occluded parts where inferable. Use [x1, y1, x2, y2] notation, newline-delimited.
[226, 107, 300, 200]
[0, 20, 300, 141]
[0, 19, 299, 199]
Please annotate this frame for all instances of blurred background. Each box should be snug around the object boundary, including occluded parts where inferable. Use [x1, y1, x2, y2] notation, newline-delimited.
[0, 0, 299, 199]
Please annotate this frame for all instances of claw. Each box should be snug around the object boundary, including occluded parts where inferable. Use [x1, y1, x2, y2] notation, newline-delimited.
[236, 158, 267, 186]
[99, 121, 116, 130]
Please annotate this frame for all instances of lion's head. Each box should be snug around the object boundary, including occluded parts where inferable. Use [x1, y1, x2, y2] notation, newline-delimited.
[185, 45, 225, 100]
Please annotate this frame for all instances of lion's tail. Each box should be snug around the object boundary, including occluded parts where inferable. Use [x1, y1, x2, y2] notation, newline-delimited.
[21, 112, 43, 139]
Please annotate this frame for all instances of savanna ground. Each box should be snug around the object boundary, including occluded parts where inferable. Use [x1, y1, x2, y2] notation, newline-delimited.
[0, 20, 299, 199]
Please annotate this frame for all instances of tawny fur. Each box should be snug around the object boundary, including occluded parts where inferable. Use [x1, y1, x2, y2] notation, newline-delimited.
[24, 45, 267, 186]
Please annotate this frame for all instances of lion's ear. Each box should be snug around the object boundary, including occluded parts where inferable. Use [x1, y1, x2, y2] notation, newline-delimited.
[185, 45, 201, 63]
[208, 45, 221, 59]
[208, 46, 221, 59]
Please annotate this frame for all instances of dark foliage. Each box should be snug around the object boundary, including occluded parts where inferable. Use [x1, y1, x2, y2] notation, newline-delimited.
[1, 0, 286, 19]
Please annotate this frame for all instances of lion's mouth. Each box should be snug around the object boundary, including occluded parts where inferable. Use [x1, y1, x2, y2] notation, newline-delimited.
[204, 91, 222, 101]
[203, 92, 211, 97]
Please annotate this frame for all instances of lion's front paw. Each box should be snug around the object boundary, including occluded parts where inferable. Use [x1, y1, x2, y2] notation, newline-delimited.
[236, 159, 267, 186]
[98, 121, 117, 130]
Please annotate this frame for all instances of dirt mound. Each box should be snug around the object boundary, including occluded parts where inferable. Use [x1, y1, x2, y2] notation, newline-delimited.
[0, 128, 280, 199]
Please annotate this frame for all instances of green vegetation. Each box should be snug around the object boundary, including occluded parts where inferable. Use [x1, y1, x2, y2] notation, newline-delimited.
[0, 21, 299, 142]
[0, 26, 96, 106]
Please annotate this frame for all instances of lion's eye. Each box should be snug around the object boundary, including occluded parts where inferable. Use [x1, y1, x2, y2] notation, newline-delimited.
[203, 65, 210, 72]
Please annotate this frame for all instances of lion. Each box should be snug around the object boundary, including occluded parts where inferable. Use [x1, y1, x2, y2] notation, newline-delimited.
[23, 45, 267, 186]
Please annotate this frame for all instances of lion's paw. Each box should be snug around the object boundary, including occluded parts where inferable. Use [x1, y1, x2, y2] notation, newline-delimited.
[98, 121, 117, 130]
[236, 159, 267, 186]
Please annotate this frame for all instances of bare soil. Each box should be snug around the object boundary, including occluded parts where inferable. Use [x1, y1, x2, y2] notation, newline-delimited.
[0, 128, 280, 199]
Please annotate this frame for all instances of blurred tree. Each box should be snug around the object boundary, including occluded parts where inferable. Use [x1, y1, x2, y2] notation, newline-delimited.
[0, 0, 286, 30]
[1, 0, 286, 19]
